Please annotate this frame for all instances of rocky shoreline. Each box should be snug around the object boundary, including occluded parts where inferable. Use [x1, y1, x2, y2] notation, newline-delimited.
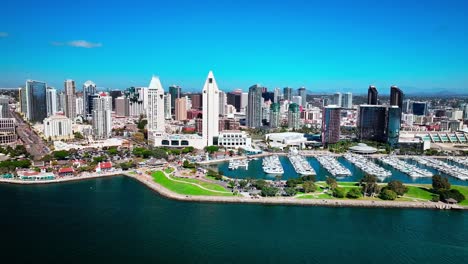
[1, 172, 466, 210]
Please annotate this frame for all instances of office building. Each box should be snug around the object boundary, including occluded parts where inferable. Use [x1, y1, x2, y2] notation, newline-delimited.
[298, 87, 307, 107]
[219, 91, 226, 116]
[367, 85, 378, 105]
[175, 97, 187, 121]
[109, 90, 122, 111]
[247, 84, 263, 128]
[0, 95, 9, 118]
[147, 76, 166, 133]
[412, 102, 427, 116]
[188, 93, 202, 110]
[83, 81, 97, 116]
[403, 99, 411, 114]
[92, 93, 112, 139]
[25, 80, 47, 123]
[387, 106, 401, 148]
[164, 93, 172, 120]
[332, 92, 342, 106]
[270, 103, 280, 128]
[358, 105, 388, 142]
[202, 71, 220, 146]
[115, 96, 129, 117]
[322, 105, 341, 145]
[240, 92, 248, 113]
[227, 90, 242, 112]
[292, 96, 302, 106]
[283, 87, 292, 101]
[75, 97, 84, 116]
[169, 85, 181, 113]
[342, 92, 353, 109]
[0, 118, 16, 145]
[45, 87, 57, 117]
[288, 103, 300, 129]
[43, 115, 73, 140]
[390, 86, 404, 110]
[64, 79, 76, 119]
[274, 87, 280, 103]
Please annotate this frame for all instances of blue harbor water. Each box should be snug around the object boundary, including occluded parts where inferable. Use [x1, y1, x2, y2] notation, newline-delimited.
[215, 156, 468, 186]
[0, 176, 467, 264]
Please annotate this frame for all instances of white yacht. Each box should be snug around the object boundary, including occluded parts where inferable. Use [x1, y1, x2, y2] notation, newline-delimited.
[288, 149, 316, 176]
[262, 155, 284, 174]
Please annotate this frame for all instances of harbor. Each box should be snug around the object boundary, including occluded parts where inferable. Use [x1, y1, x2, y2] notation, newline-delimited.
[262, 155, 284, 174]
[316, 155, 351, 176]
[288, 149, 316, 176]
[378, 156, 433, 178]
[344, 153, 392, 178]
[228, 159, 249, 170]
[448, 157, 468, 167]
[413, 156, 468, 181]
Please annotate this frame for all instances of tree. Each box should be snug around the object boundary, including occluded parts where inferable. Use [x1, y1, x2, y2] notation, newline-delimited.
[386, 180, 408, 196]
[439, 189, 465, 203]
[286, 178, 301, 188]
[204, 145, 219, 154]
[53, 150, 69, 160]
[261, 186, 279, 197]
[432, 175, 451, 192]
[360, 174, 380, 197]
[152, 148, 168, 160]
[346, 188, 362, 199]
[253, 179, 268, 190]
[73, 132, 84, 139]
[93, 156, 105, 163]
[379, 189, 397, 200]
[333, 187, 346, 198]
[107, 147, 119, 155]
[326, 177, 338, 190]
[133, 132, 145, 143]
[302, 181, 316, 193]
[239, 180, 248, 189]
[284, 187, 297, 196]
[228, 180, 236, 189]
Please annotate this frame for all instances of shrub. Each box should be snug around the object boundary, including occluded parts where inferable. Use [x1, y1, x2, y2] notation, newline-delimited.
[431, 195, 440, 202]
[333, 187, 346, 198]
[439, 189, 465, 203]
[379, 189, 397, 200]
[346, 188, 362, 199]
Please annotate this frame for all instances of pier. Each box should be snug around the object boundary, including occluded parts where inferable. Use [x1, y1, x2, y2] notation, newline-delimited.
[344, 153, 391, 178]
[378, 156, 433, 178]
[316, 156, 351, 176]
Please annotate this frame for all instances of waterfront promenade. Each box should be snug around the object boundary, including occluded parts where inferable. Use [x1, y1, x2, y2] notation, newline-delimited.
[1, 169, 465, 210]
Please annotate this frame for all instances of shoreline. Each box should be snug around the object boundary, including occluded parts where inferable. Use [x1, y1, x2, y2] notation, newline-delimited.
[1, 171, 466, 210]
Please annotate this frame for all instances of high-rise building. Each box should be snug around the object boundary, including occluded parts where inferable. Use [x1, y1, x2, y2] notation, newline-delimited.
[358, 105, 387, 142]
[164, 93, 172, 120]
[227, 91, 242, 112]
[57, 91, 66, 112]
[0, 118, 17, 145]
[247, 84, 263, 128]
[262, 91, 275, 103]
[64, 79, 76, 119]
[403, 99, 411, 114]
[169, 85, 181, 114]
[115, 96, 129, 117]
[240, 92, 248, 113]
[25, 80, 47, 123]
[92, 93, 112, 139]
[75, 97, 84, 116]
[269, 103, 280, 128]
[109, 90, 122, 111]
[202, 71, 220, 146]
[298, 87, 307, 107]
[0, 95, 9, 118]
[292, 96, 302, 106]
[463, 104, 468, 120]
[332, 92, 342, 106]
[283, 87, 293, 101]
[175, 97, 187, 121]
[147, 76, 165, 133]
[322, 105, 341, 145]
[412, 102, 427, 116]
[342, 92, 353, 109]
[288, 103, 300, 129]
[274, 87, 281, 103]
[46, 87, 57, 117]
[43, 115, 73, 140]
[219, 91, 226, 117]
[83, 81, 97, 117]
[367, 85, 378, 105]
[390, 86, 404, 110]
[387, 106, 401, 148]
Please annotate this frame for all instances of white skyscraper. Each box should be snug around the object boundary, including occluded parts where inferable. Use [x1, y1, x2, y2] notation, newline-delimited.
[332, 92, 342, 107]
[147, 76, 165, 132]
[219, 91, 226, 116]
[46, 87, 57, 117]
[202, 71, 220, 146]
[240, 92, 248, 113]
[76, 97, 84, 116]
[92, 93, 112, 139]
[164, 93, 172, 120]
[342, 92, 353, 109]
[274, 87, 281, 103]
[64, 79, 76, 119]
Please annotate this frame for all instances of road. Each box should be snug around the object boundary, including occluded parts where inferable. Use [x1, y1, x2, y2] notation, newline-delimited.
[10, 110, 50, 160]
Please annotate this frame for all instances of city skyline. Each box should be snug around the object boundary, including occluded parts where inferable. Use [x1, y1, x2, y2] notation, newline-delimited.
[1, 0, 468, 93]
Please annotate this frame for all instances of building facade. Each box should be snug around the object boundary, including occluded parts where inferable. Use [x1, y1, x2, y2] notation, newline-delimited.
[269, 103, 280, 128]
[322, 105, 341, 145]
[147, 76, 166, 136]
[217, 131, 252, 149]
[175, 97, 187, 121]
[288, 103, 300, 129]
[342, 92, 353, 109]
[43, 115, 73, 140]
[367, 85, 378, 105]
[25, 80, 47, 123]
[83, 81, 97, 117]
[202, 71, 220, 146]
[298, 87, 307, 107]
[64, 79, 76, 119]
[0, 118, 17, 145]
[92, 94, 112, 139]
[247, 84, 263, 128]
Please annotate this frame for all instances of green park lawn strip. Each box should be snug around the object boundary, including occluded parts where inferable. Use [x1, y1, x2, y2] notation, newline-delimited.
[403, 186, 434, 201]
[152, 171, 233, 196]
[173, 177, 231, 192]
[451, 186, 468, 206]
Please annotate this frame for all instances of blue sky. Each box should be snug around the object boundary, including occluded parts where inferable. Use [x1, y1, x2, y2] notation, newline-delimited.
[1, 0, 467, 94]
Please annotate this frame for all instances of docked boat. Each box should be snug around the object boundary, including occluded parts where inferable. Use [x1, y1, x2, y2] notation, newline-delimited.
[344, 153, 391, 178]
[378, 156, 432, 178]
[262, 155, 284, 174]
[228, 159, 249, 170]
[413, 156, 468, 181]
[316, 155, 351, 176]
[288, 150, 316, 176]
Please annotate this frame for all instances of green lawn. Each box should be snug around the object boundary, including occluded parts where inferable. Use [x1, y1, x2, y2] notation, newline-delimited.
[403, 186, 435, 201]
[174, 177, 230, 192]
[152, 171, 233, 196]
[164, 167, 175, 174]
[452, 186, 468, 206]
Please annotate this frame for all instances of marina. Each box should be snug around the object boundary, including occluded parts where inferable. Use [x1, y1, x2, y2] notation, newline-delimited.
[228, 159, 249, 170]
[448, 157, 468, 167]
[344, 153, 392, 178]
[262, 155, 284, 174]
[413, 157, 468, 181]
[316, 155, 351, 176]
[378, 156, 433, 178]
[288, 151, 316, 176]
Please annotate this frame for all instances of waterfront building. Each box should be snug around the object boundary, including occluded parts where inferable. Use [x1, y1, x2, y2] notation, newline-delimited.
[175, 97, 187, 121]
[247, 84, 263, 128]
[390, 86, 404, 110]
[288, 103, 300, 129]
[0, 118, 17, 145]
[219, 91, 226, 116]
[332, 92, 342, 106]
[164, 93, 172, 120]
[342, 92, 353, 109]
[169, 85, 181, 114]
[25, 80, 47, 123]
[83, 81, 97, 117]
[217, 131, 252, 149]
[45, 88, 57, 117]
[92, 93, 112, 139]
[64, 79, 76, 119]
[298, 87, 307, 107]
[0, 95, 9, 118]
[322, 105, 341, 145]
[147, 76, 166, 133]
[283, 87, 293, 101]
[115, 96, 129, 117]
[412, 101, 428, 116]
[43, 115, 73, 140]
[387, 106, 401, 147]
[367, 85, 378, 105]
[202, 71, 220, 146]
[358, 105, 388, 142]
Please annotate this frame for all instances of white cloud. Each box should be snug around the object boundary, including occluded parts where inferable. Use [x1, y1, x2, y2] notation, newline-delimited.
[67, 40, 102, 48]
[0, 32, 8, 37]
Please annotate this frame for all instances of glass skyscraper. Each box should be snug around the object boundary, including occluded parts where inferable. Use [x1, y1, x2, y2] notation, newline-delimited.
[367, 85, 378, 105]
[25, 80, 47, 123]
[247, 84, 263, 128]
[387, 106, 401, 148]
[322, 105, 341, 145]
